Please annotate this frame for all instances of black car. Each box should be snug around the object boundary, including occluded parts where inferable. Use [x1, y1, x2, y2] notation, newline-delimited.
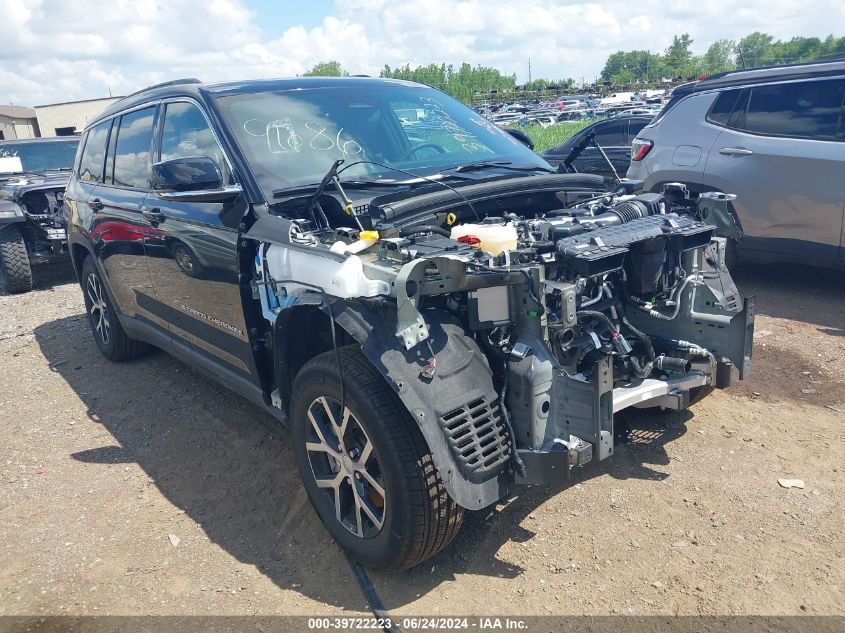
[0, 137, 79, 292]
[63, 77, 753, 571]
[541, 115, 652, 179]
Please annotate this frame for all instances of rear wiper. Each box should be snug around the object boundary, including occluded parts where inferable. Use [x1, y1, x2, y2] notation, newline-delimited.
[450, 160, 554, 174]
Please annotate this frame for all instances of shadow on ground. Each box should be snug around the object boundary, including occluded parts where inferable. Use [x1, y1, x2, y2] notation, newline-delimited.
[0, 259, 76, 295]
[35, 313, 693, 610]
[733, 262, 845, 335]
[33, 259, 77, 289]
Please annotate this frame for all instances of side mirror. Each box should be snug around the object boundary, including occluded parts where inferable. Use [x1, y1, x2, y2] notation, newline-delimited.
[504, 128, 534, 151]
[152, 156, 222, 192]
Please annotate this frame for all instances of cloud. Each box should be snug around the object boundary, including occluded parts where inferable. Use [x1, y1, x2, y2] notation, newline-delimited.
[0, 0, 842, 105]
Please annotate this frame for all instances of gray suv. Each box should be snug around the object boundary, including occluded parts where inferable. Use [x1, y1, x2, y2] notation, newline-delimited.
[627, 58, 845, 268]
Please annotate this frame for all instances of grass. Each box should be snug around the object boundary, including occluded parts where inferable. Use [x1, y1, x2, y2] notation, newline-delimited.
[514, 121, 591, 153]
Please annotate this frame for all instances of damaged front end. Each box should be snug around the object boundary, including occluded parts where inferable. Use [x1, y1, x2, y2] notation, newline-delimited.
[0, 176, 70, 263]
[246, 180, 754, 510]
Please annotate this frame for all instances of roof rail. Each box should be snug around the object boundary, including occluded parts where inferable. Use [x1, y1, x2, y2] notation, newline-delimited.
[123, 78, 202, 99]
[705, 55, 845, 81]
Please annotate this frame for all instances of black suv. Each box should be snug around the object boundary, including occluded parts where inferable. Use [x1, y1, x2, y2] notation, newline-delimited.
[65, 78, 753, 570]
[0, 137, 79, 292]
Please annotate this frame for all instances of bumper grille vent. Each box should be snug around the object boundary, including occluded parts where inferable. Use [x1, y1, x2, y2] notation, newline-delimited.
[440, 397, 511, 482]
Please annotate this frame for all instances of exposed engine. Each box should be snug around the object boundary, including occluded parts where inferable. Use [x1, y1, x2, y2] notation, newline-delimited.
[252, 180, 753, 486]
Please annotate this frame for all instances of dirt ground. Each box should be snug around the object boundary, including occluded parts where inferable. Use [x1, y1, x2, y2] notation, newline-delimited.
[0, 261, 842, 620]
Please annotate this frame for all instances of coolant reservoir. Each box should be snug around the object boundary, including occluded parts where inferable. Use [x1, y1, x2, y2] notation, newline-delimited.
[450, 222, 518, 256]
[264, 244, 389, 299]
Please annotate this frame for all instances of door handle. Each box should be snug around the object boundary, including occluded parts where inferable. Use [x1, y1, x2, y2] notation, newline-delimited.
[141, 208, 166, 224]
[88, 197, 104, 211]
[719, 147, 754, 156]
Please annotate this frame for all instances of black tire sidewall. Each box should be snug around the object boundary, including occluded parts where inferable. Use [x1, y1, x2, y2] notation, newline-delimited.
[291, 358, 413, 569]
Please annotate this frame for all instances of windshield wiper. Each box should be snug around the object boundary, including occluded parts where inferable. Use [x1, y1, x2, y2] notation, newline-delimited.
[449, 160, 554, 174]
[271, 171, 472, 199]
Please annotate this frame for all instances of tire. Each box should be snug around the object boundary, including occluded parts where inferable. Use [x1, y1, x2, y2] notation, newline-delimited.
[0, 225, 33, 294]
[80, 256, 149, 362]
[291, 346, 463, 571]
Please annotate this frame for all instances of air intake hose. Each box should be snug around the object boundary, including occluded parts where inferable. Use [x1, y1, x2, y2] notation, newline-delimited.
[580, 200, 651, 229]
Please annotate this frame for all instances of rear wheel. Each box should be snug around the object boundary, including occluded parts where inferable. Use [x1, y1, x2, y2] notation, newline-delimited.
[81, 256, 149, 361]
[0, 225, 33, 294]
[291, 346, 463, 570]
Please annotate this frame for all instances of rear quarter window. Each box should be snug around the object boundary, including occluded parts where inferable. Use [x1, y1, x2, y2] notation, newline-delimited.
[77, 120, 112, 184]
[706, 89, 743, 127]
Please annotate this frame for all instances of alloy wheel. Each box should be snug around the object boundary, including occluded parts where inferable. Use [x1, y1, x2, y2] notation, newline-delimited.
[305, 396, 386, 539]
[86, 273, 111, 346]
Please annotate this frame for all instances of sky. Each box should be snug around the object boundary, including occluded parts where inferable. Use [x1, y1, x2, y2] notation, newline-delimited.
[1, 0, 843, 106]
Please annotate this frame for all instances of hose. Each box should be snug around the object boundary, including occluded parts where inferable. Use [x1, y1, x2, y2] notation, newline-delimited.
[399, 225, 451, 238]
[579, 285, 604, 307]
[620, 314, 656, 379]
[633, 274, 698, 321]
[576, 310, 618, 335]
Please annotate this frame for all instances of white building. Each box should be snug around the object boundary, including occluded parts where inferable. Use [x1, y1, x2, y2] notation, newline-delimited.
[34, 96, 123, 137]
[0, 106, 39, 140]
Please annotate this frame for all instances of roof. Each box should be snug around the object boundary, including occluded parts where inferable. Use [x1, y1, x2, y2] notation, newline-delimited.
[90, 76, 426, 128]
[691, 57, 845, 93]
[0, 105, 36, 119]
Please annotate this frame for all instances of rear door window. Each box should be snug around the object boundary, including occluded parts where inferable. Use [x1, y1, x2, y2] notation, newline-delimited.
[113, 107, 156, 189]
[77, 120, 112, 183]
[743, 79, 845, 141]
[594, 120, 626, 147]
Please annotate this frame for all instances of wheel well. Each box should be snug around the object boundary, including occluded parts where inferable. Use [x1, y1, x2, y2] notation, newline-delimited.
[70, 243, 91, 285]
[274, 304, 356, 409]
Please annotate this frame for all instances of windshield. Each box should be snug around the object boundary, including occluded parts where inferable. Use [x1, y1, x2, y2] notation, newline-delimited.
[0, 139, 79, 173]
[216, 82, 548, 200]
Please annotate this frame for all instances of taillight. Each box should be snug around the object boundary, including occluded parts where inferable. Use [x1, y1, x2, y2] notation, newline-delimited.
[631, 138, 653, 161]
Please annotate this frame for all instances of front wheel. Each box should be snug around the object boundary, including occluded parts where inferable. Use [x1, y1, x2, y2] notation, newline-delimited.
[291, 346, 463, 570]
[0, 225, 33, 294]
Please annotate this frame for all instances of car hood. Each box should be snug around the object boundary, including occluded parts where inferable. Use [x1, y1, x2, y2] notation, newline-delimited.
[0, 171, 71, 192]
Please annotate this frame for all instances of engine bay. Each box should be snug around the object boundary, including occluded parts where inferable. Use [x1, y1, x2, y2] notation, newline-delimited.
[249, 175, 754, 485]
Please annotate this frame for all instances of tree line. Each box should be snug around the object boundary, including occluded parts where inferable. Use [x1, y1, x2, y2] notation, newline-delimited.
[304, 60, 522, 101]
[301, 31, 844, 101]
[600, 32, 845, 84]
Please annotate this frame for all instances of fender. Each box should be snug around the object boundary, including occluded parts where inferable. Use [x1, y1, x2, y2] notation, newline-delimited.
[327, 299, 512, 510]
[0, 200, 25, 225]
